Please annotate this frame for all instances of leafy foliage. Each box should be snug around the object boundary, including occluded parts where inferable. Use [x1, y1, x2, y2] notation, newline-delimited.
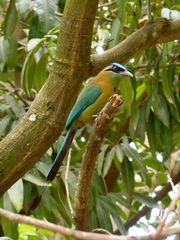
[0, 0, 179, 239]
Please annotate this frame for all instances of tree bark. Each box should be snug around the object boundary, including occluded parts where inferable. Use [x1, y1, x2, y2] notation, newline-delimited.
[90, 19, 180, 75]
[0, 0, 99, 196]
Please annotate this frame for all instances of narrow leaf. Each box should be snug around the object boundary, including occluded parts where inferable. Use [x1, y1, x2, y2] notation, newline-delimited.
[152, 93, 169, 127]
[133, 192, 157, 208]
[121, 158, 134, 204]
[96, 199, 112, 231]
[16, 0, 34, 18]
[115, 145, 123, 162]
[103, 147, 115, 177]
[0, 36, 9, 70]
[2, 0, 18, 38]
[31, 0, 57, 37]
[34, 54, 48, 91]
[121, 143, 147, 182]
[7, 179, 24, 212]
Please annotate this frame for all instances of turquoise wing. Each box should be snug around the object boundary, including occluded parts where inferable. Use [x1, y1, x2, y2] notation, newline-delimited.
[66, 84, 102, 129]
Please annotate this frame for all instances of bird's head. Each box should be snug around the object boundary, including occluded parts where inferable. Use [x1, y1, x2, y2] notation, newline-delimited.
[105, 62, 133, 78]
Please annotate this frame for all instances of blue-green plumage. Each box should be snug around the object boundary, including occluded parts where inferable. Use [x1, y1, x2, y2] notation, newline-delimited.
[66, 84, 101, 129]
[47, 62, 133, 181]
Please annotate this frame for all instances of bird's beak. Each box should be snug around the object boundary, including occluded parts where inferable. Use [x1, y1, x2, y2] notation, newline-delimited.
[120, 70, 133, 78]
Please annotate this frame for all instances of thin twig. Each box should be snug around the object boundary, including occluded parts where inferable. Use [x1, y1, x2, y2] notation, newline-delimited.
[64, 148, 73, 215]
[0, 208, 179, 240]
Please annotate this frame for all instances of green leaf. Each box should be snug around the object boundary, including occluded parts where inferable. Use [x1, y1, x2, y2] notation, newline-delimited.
[144, 158, 164, 171]
[34, 54, 48, 91]
[118, 0, 128, 24]
[29, 15, 42, 39]
[30, 0, 57, 38]
[16, 0, 34, 18]
[96, 198, 112, 231]
[0, 36, 9, 70]
[111, 213, 126, 235]
[18, 223, 37, 237]
[103, 147, 115, 177]
[162, 64, 175, 104]
[97, 144, 109, 175]
[7, 179, 24, 212]
[133, 192, 157, 208]
[21, 38, 45, 96]
[114, 145, 123, 162]
[109, 17, 121, 48]
[89, 210, 98, 229]
[152, 93, 169, 127]
[21, 52, 36, 97]
[35, 161, 50, 177]
[146, 112, 157, 155]
[108, 193, 130, 209]
[2, 0, 18, 38]
[109, 0, 127, 48]
[1, 193, 19, 237]
[23, 173, 45, 186]
[135, 104, 146, 141]
[173, 123, 180, 148]
[136, 83, 146, 102]
[0, 115, 11, 138]
[121, 158, 134, 204]
[161, 122, 173, 158]
[1, 215, 18, 239]
[129, 101, 139, 136]
[0, 35, 17, 70]
[121, 143, 147, 182]
[27, 38, 42, 52]
[161, 43, 174, 66]
[98, 196, 118, 215]
[157, 173, 167, 185]
[97, 196, 126, 234]
[6, 35, 18, 68]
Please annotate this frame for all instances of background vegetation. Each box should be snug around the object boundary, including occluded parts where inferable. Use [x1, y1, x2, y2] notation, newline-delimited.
[0, 0, 179, 239]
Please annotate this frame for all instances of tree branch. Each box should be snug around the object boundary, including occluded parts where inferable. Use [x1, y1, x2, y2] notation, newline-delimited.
[0, 0, 99, 196]
[90, 18, 180, 75]
[74, 94, 123, 230]
[0, 208, 179, 240]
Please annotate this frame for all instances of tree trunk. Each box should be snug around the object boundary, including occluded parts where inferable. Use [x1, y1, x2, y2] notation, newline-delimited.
[0, 0, 99, 196]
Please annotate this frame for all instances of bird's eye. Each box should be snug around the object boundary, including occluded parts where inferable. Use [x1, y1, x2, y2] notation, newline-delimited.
[106, 64, 125, 73]
[112, 66, 119, 72]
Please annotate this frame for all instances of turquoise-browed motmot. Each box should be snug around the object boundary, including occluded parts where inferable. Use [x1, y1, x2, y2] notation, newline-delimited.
[47, 63, 133, 181]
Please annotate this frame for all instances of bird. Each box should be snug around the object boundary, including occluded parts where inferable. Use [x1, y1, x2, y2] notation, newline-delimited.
[47, 62, 133, 181]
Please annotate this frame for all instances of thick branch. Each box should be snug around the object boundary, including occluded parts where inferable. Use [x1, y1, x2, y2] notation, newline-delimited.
[90, 19, 180, 75]
[74, 95, 123, 230]
[0, 208, 179, 240]
[0, 0, 99, 196]
[124, 171, 180, 230]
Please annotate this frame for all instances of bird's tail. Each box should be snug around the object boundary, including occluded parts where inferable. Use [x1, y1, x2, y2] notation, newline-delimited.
[47, 128, 75, 181]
